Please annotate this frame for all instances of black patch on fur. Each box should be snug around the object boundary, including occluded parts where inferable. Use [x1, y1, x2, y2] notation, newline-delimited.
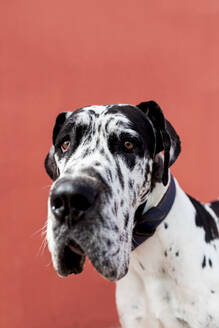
[88, 109, 99, 117]
[105, 168, 113, 182]
[97, 212, 105, 224]
[109, 269, 117, 278]
[85, 132, 92, 143]
[108, 133, 118, 154]
[107, 239, 111, 247]
[176, 318, 190, 327]
[86, 148, 94, 157]
[55, 121, 89, 162]
[164, 250, 167, 257]
[81, 149, 88, 159]
[143, 162, 150, 187]
[140, 190, 148, 201]
[209, 258, 213, 267]
[124, 153, 136, 169]
[188, 195, 219, 243]
[107, 105, 155, 156]
[113, 225, 119, 232]
[124, 213, 129, 228]
[94, 161, 101, 166]
[132, 190, 137, 207]
[151, 155, 164, 191]
[111, 248, 120, 256]
[164, 222, 168, 229]
[115, 161, 124, 189]
[114, 202, 118, 215]
[102, 259, 110, 267]
[175, 251, 179, 256]
[95, 138, 100, 148]
[74, 125, 87, 150]
[100, 148, 105, 155]
[52, 112, 68, 144]
[210, 200, 219, 218]
[45, 151, 58, 180]
[139, 261, 145, 270]
[96, 138, 100, 148]
[134, 203, 146, 223]
[202, 255, 206, 268]
[128, 179, 134, 189]
[107, 133, 137, 169]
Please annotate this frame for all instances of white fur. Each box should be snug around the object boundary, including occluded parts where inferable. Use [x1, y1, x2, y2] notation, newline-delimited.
[116, 179, 219, 328]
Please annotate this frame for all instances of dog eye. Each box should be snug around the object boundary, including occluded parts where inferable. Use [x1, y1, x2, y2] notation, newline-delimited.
[61, 141, 70, 152]
[124, 141, 134, 151]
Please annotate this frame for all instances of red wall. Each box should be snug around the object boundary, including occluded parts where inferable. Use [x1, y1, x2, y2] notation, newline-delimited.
[1, 1, 219, 327]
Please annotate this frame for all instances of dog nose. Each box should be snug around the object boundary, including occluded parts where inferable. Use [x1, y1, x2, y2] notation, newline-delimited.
[50, 178, 98, 223]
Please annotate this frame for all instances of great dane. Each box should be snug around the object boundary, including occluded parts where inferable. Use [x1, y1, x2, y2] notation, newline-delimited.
[45, 101, 219, 328]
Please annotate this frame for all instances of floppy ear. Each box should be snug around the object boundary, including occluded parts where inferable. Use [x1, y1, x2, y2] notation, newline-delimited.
[137, 101, 181, 186]
[44, 112, 71, 180]
[45, 146, 58, 180]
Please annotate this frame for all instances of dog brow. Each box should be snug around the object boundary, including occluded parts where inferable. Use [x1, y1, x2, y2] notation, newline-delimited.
[104, 117, 139, 137]
[74, 111, 92, 126]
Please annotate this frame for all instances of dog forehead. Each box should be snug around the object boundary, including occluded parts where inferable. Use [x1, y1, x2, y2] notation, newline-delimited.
[74, 104, 136, 120]
[68, 104, 147, 133]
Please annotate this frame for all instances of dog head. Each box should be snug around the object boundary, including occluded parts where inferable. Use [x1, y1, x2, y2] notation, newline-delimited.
[45, 101, 181, 281]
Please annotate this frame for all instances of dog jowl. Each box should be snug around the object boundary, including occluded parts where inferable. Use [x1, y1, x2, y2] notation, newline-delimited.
[45, 102, 180, 281]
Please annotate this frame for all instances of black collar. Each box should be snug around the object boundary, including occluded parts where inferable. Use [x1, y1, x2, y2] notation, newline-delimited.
[132, 175, 176, 250]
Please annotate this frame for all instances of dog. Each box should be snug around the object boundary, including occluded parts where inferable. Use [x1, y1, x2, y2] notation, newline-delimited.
[45, 101, 219, 328]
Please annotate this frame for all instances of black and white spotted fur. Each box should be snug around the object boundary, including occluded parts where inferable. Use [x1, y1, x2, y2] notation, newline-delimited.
[45, 101, 219, 328]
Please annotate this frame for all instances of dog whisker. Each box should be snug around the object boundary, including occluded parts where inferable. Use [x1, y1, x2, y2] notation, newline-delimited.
[37, 236, 48, 257]
[31, 221, 48, 238]
[41, 184, 52, 190]
[45, 260, 52, 268]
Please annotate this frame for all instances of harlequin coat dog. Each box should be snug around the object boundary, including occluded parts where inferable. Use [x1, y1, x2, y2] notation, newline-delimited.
[45, 101, 219, 328]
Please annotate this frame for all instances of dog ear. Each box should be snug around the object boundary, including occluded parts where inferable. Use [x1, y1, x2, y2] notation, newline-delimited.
[45, 146, 58, 180]
[137, 101, 181, 185]
[52, 112, 70, 144]
[45, 112, 71, 180]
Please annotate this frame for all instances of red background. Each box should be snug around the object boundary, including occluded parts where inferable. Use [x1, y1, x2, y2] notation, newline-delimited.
[1, 1, 219, 327]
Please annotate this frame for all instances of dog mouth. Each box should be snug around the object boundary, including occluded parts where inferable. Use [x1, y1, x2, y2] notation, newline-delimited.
[53, 233, 130, 281]
[57, 240, 86, 277]
[68, 239, 85, 256]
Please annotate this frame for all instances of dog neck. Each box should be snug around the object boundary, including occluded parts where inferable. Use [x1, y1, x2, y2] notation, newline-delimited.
[132, 172, 176, 250]
[145, 173, 171, 212]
